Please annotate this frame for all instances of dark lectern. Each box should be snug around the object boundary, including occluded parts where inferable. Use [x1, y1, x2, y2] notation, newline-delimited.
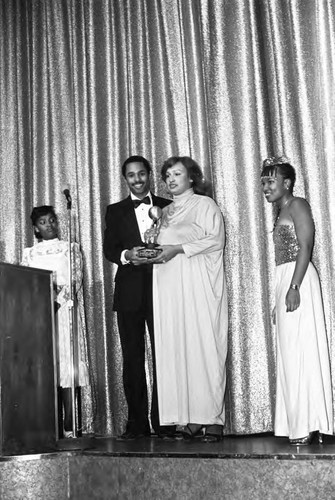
[0, 262, 58, 455]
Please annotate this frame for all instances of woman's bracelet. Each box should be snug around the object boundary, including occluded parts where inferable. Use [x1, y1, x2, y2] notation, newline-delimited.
[290, 283, 300, 291]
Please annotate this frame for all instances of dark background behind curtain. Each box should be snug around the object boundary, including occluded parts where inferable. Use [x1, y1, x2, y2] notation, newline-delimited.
[1, 0, 334, 436]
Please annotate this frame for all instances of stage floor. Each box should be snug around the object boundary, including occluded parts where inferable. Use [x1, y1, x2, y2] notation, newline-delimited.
[51, 432, 335, 460]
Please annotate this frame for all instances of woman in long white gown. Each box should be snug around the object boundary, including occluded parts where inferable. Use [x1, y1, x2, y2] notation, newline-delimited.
[151, 156, 228, 442]
[261, 157, 333, 445]
[21, 205, 89, 438]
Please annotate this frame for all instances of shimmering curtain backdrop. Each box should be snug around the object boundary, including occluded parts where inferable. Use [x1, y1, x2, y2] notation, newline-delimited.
[1, 0, 335, 435]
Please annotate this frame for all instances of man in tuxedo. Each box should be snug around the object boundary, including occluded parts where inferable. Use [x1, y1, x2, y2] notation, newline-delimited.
[103, 155, 173, 440]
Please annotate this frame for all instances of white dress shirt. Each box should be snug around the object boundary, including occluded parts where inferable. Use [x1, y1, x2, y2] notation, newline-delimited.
[121, 192, 153, 265]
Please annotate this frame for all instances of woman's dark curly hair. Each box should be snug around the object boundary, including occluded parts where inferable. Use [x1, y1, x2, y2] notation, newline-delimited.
[161, 156, 212, 197]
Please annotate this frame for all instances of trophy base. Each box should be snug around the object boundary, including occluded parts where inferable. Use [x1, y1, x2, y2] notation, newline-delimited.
[137, 247, 162, 258]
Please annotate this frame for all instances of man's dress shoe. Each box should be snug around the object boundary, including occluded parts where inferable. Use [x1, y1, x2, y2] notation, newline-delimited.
[116, 431, 146, 441]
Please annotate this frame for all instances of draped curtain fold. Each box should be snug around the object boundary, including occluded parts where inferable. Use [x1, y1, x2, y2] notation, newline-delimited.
[1, 0, 334, 436]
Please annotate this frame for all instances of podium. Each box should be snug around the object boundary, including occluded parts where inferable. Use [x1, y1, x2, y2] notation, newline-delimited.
[0, 262, 58, 455]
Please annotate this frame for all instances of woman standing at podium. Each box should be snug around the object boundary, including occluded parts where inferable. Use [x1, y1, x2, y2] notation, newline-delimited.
[21, 205, 89, 438]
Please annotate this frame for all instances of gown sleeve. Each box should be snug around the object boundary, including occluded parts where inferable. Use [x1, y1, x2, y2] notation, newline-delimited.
[182, 198, 225, 257]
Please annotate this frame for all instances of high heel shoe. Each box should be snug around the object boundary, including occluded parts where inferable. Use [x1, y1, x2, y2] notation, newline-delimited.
[289, 433, 312, 446]
[180, 424, 203, 440]
[201, 433, 223, 443]
[63, 430, 74, 439]
[289, 431, 322, 446]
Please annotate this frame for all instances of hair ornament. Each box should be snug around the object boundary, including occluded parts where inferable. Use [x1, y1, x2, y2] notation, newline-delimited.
[263, 155, 289, 168]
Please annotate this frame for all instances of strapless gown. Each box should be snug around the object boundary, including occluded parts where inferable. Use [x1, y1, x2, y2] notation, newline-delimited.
[273, 225, 333, 439]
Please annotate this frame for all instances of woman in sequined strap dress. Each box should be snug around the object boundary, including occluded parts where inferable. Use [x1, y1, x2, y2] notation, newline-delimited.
[150, 157, 228, 442]
[261, 157, 333, 445]
[21, 206, 89, 438]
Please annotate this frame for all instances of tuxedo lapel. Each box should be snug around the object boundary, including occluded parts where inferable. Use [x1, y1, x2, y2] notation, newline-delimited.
[121, 196, 142, 244]
[119, 194, 169, 245]
[152, 193, 169, 208]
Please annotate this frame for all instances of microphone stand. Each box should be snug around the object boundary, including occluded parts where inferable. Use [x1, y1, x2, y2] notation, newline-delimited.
[64, 191, 79, 439]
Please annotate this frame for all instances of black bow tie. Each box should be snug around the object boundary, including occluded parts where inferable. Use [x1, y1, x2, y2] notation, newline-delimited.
[133, 196, 151, 209]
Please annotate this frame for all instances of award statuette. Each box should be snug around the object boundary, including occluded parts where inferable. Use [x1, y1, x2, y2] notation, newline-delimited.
[137, 206, 163, 258]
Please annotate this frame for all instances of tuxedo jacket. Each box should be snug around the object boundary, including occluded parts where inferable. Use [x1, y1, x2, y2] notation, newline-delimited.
[103, 193, 171, 312]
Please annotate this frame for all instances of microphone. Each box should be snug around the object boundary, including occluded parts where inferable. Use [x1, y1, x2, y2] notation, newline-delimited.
[63, 186, 72, 209]
[63, 188, 72, 203]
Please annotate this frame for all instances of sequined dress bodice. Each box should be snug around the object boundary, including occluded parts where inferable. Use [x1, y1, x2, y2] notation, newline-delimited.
[273, 224, 300, 266]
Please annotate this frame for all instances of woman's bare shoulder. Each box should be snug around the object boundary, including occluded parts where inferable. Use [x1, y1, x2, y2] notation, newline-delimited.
[290, 197, 313, 221]
[290, 196, 311, 210]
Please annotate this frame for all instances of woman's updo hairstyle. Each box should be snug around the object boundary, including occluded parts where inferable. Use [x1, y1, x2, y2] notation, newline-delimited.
[261, 156, 296, 193]
[161, 156, 212, 197]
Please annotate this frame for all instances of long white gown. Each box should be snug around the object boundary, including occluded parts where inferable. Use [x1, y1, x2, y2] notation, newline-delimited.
[153, 189, 228, 426]
[21, 238, 89, 388]
[274, 224, 333, 439]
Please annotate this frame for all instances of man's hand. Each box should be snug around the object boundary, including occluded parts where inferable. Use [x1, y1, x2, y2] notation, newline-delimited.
[126, 246, 149, 266]
[149, 244, 183, 264]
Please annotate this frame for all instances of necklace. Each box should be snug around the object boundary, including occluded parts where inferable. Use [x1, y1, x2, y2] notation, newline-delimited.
[273, 196, 293, 231]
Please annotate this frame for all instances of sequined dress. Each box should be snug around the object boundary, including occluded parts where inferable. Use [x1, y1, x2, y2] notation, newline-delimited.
[21, 238, 89, 388]
[273, 225, 333, 439]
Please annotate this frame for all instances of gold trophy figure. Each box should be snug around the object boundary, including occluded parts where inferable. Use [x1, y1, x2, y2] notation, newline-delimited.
[137, 206, 163, 258]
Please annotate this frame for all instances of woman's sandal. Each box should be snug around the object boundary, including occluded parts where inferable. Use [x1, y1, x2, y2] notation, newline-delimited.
[180, 424, 203, 440]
